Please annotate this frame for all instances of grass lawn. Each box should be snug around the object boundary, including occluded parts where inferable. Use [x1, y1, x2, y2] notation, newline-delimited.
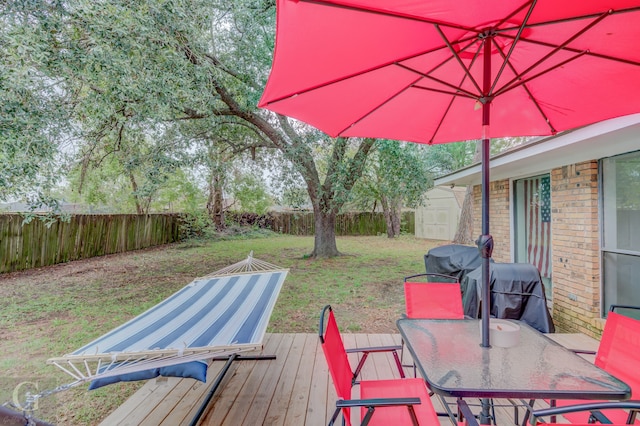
[0, 234, 442, 425]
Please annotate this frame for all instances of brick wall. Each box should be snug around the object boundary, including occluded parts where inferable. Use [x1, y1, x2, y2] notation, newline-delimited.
[470, 161, 604, 337]
[550, 161, 604, 336]
[472, 179, 511, 262]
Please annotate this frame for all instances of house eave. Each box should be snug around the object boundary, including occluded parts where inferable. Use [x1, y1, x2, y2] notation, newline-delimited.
[434, 113, 640, 187]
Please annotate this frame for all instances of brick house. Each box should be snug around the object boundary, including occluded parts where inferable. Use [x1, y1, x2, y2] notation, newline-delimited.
[434, 113, 640, 337]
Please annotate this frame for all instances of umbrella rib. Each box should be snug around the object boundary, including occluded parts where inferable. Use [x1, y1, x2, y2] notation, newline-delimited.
[494, 10, 611, 96]
[334, 76, 424, 137]
[427, 85, 466, 145]
[435, 24, 483, 96]
[423, 43, 484, 143]
[489, 0, 537, 96]
[402, 35, 485, 99]
[494, 0, 535, 29]
[261, 42, 469, 106]
[427, 50, 482, 144]
[495, 51, 587, 99]
[498, 5, 640, 32]
[410, 85, 476, 100]
[395, 63, 478, 99]
[491, 39, 558, 135]
[499, 33, 640, 68]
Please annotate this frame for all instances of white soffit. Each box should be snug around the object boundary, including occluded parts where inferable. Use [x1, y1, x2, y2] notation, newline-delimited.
[435, 113, 640, 186]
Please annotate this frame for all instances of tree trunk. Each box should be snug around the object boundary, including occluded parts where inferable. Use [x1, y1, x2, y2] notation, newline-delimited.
[381, 195, 402, 238]
[391, 199, 402, 237]
[310, 206, 341, 257]
[207, 173, 225, 230]
[128, 171, 144, 215]
[452, 184, 475, 244]
[453, 140, 482, 245]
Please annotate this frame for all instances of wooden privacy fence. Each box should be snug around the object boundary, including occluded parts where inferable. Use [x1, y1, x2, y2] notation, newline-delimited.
[0, 214, 180, 273]
[232, 211, 415, 236]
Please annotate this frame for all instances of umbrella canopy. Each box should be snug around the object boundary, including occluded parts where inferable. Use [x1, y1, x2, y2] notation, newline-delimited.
[259, 0, 640, 144]
[258, 0, 640, 363]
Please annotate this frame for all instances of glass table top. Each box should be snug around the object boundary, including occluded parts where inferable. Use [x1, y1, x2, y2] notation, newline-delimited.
[397, 318, 631, 400]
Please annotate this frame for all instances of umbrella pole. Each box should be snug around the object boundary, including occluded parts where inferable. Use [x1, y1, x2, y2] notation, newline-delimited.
[479, 35, 494, 350]
[478, 36, 495, 426]
[479, 135, 492, 349]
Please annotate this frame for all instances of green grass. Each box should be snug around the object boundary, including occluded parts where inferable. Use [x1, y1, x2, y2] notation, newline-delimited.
[0, 234, 441, 425]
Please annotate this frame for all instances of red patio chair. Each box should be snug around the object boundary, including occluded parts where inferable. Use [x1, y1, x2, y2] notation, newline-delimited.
[319, 305, 439, 426]
[530, 401, 640, 425]
[543, 305, 640, 424]
[402, 273, 464, 380]
[402, 273, 475, 419]
[403, 273, 464, 320]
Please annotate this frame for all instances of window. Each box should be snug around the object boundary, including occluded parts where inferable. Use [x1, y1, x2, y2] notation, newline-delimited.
[601, 151, 640, 312]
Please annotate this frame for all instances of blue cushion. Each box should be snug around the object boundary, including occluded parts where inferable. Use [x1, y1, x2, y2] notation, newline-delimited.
[88, 360, 208, 390]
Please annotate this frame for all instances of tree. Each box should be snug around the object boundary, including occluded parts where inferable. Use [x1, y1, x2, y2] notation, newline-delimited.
[3, 0, 377, 257]
[200, 1, 377, 256]
[1, 5, 70, 207]
[448, 137, 530, 244]
[230, 174, 271, 214]
[351, 140, 432, 238]
[452, 142, 482, 245]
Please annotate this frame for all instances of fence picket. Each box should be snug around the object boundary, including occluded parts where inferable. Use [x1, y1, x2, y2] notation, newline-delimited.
[0, 214, 181, 273]
[0, 211, 415, 273]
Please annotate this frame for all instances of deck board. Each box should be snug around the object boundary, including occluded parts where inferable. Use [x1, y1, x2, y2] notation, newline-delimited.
[100, 332, 598, 426]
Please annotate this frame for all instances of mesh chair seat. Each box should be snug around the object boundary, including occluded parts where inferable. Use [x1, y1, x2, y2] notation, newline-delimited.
[404, 273, 464, 319]
[545, 305, 640, 424]
[360, 378, 439, 425]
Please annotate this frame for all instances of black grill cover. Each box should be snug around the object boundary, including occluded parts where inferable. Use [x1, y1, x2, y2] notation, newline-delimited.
[461, 263, 555, 333]
[424, 244, 487, 285]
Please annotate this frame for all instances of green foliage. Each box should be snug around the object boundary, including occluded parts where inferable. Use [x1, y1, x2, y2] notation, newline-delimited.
[350, 140, 433, 211]
[150, 169, 207, 213]
[178, 209, 217, 239]
[230, 173, 272, 214]
[2, 0, 378, 256]
[0, 4, 70, 203]
[426, 142, 478, 178]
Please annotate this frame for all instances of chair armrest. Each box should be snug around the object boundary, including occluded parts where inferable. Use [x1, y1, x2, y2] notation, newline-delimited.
[346, 345, 403, 354]
[530, 400, 640, 424]
[610, 304, 640, 313]
[336, 397, 421, 409]
[348, 345, 406, 379]
[457, 399, 480, 426]
[570, 349, 597, 355]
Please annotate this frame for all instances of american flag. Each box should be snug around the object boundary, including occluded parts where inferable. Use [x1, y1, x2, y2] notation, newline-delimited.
[525, 176, 551, 278]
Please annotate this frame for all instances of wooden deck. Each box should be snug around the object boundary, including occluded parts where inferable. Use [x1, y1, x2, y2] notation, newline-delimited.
[100, 333, 599, 426]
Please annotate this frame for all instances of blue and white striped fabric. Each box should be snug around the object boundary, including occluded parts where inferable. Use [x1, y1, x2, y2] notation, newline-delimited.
[73, 270, 286, 356]
[48, 267, 287, 386]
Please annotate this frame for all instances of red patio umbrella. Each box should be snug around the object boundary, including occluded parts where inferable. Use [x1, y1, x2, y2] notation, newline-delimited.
[258, 0, 640, 355]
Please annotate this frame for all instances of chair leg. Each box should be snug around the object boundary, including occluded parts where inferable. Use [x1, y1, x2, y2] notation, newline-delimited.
[361, 406, 375, 426]
[391, 349, 405, 378]
[329, 406, 341, 426]
[400, 338, 417, 378]
[520, 399, 535, 426]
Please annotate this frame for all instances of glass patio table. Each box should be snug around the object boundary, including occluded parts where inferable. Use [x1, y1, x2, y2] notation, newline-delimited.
[397, 318, 631, 423]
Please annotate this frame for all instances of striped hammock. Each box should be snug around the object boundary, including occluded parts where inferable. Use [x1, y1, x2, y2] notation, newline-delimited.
[47, 253, 287, 388]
